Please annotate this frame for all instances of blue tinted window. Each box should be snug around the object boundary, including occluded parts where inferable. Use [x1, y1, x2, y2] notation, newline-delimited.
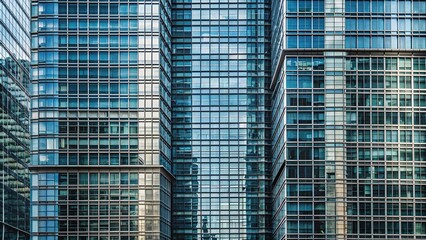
[287, 18, 297, 30]
[287, 75, 297, 88]
[287, 36, 297, 48]
[287, 0, 298, 12]
[299, 76, 312, 88]
[299, 36, 311, 48]
[313, 18, 324, 30]
[372, 1, 384, 12]
[313, 0, 324, 12]
[313, 36, 324, 48]
[358, 0, 370, 12]
[346, 36, 356, 48]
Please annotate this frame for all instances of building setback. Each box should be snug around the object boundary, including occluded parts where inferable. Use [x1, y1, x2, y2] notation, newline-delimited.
[0, 0, 31, 239]
[30, 1, 173, 239]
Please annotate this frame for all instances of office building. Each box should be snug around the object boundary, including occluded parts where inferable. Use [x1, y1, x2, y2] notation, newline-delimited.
[30, 1, 173, 239]
[0, 0, 31, 239]
[271, 0, 426, 239]
[171, 0, 271, 238]
[28, 0, 426, 239]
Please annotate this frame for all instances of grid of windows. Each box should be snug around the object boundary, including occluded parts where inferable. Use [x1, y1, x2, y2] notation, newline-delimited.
[271, 0, 426, 239]
[172, 0, 271, 238]
[345, 0, 426, 49]
[31, 169, 171, 239]
[0, 0, 31, 238]
[285, 0, 325, 49]
[30, 0, 173, 239]
[345, 56, 426, 238]
[271, 57, 327, 239]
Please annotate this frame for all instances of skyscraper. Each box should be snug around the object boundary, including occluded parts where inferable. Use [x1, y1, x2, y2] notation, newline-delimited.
[30, 1, 173, 239]
[171, 0, 271, 239]
[0, 0, 31, 238]
[271, 0, 426, 239]
[28, 0, 426, 239]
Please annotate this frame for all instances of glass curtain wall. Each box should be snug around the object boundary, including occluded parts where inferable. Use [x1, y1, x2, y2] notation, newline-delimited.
[271, 0, 426, 239]
[30, 1, 173, 239]
[0, 0, 31, 239]
[171, 0, 272, 238]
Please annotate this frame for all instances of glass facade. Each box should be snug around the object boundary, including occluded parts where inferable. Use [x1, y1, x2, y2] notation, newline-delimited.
[26, 0, 426, 239]
[272, 0, 426, 239]
[171, 0, 272, 238]
[30, 0, 173, 239]
[0, 0, 31, 239]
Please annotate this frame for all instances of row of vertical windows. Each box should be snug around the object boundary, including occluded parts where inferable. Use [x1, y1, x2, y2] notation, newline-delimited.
[58, 172, 139, 185]
[175, 9, 263, 20]
[286, 35, 324, 48]
[287, 203, 426, 217]
[286, 75, 324, 88]
[35, 35, 157, 49]
[32, 153, 143, 165]
[37, 19, 142, 31]
[346, 0, 426, 14]
[348, 221, 426, 235]
[32, 98, 140, 109]
[287, 165, 426, 180]
[38, 3, 141, 16]
[287, 147, 325, 160]
[348, 203, 423, 216]
[48, 52, 143, 64]
[31, 138, 141, 150]
[58, 220, 141, 231]
[286, 94, 324, 106]
[346, 76, 426, 89]
[287, 0, 325, 13]
[347, 130, 426, 143]
[33, 172, 144, 186]
[35, 83, 140, 95]
[286, 184, 325, 197]
[348, 166, 426, 179]
[346, 57, 425, 70]
[346, 94, 426, 107]
[60, 138, 139, 149]
[346, 18, 426, 32]
[33, 67, 140, 79]
[286, 165, 325, 179]
[58, 121, 138, 134]
[286, 203, 325, 215]
[347, 111, 414, 124]
[36, 234, 158, 240]
[346, 35, 426, 49]
[286, 112, 325, 124]
[286, 130, 325, 141]
[286, 57, 325, 70]
[287, 18, 325, 31]
[347, 181, 426, 198]
[347, 184, 425, 198]
[347, 148, 426, 161]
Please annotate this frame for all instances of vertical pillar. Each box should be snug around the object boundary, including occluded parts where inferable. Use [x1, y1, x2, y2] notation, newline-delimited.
[324, 0, 347, 239]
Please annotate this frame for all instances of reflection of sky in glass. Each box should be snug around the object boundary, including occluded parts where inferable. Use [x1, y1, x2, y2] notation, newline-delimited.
[172, 1, 270, 238]
[0, 0, 31, 238]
